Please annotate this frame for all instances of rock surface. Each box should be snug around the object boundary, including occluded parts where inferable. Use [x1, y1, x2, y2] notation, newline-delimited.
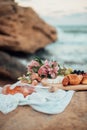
[0, 51, 26, 84]
[0, 0, 57, 53]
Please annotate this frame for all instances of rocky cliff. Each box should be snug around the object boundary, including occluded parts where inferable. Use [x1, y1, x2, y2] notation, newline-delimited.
[0, 0, 57, 85]
[0, 0, 57, 53]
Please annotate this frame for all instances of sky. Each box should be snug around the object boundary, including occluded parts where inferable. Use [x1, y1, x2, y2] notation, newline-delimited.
[15, 0, 87, 25]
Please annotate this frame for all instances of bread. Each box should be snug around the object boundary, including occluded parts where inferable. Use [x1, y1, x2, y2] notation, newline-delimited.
[68, 74, 83, 85]
[62, 74, 83, 86]
[62, 76, 69, 86]
[81, 74, 87, 85]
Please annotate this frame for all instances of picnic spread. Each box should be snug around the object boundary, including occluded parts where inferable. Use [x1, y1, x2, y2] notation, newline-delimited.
[0, 57, 87, 114]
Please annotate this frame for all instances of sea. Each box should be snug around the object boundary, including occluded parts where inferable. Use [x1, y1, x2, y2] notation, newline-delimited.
[45, 24, 87, 71]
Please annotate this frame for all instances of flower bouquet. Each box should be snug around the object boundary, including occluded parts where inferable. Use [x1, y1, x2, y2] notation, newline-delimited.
[18, 57, 73, 86]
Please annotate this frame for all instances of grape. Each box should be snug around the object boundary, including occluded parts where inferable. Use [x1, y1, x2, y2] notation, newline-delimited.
[65, 68, 73, 75]
[73, 70, 77, 73]
[64, 68, 85, 75]
[77, 70, 81, 75]
[65, 70, 71, 75]
[81, 71, 84, 74]
[72, 70, 85, 75]
[68, 68, 73, 73]
[71, 72, 74, 74]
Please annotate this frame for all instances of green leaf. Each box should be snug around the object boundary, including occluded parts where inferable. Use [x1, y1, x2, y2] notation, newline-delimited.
[34, 56, 43, 65]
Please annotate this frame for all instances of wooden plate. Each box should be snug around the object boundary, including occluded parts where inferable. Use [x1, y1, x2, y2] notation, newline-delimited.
[43, 83, 87, 91]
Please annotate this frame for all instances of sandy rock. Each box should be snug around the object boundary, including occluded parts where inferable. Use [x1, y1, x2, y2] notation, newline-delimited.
[0, 0, 57, 53]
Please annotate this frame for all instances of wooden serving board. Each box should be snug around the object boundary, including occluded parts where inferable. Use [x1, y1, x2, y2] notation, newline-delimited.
[44, 83, 87, 91]
[57, 84, 87, 91]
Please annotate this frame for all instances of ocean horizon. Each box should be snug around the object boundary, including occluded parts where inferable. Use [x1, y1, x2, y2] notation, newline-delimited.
[44, 22, 87, 71]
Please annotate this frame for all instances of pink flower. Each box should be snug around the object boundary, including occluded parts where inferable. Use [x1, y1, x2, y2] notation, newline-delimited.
[48, 68, 56, 78]
[44, 60, 50, 67]
[29, 60, 40, 67]
[51, 61, 58, 67]
[54, 66, 59, 73]
[27, 59, 59, 79]
[48, 65, 59, 78]
[27, 60, 40, 72]
[50, 73, 56, 78]
[38, 66, 48, 77]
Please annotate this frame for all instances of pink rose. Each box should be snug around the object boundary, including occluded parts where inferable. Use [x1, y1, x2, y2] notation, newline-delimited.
[27, 60, 40, 72]
[48, 68, 56, 78]
[38, 66, 48, 77]
[48, 65, 59, 78]
[28, 60, 40, 67]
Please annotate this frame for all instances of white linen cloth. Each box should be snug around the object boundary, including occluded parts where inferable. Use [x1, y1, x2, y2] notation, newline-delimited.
[0, 82, 74, 114]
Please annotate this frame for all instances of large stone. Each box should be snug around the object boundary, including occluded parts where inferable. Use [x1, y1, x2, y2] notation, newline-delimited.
[0, 51, 26, 84]
[0, 0, 57, 53]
